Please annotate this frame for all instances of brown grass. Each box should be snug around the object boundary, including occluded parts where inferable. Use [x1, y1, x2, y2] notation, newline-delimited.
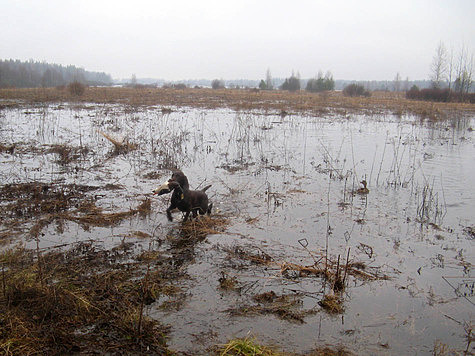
[224, 245, 389, 284]
[178, 215, 229, 241]
[318, 294, 345, 314]
[1, 87, 473, 119]
[0, 242, 174, 355]
[226, 294, 307, 323]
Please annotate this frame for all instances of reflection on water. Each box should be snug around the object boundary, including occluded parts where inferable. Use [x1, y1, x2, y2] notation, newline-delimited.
[0, 104, 474, 355]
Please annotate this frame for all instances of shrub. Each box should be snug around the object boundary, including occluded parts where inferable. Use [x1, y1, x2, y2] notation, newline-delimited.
[67, 81, 86, 96]
[406, 87, 450, 102]
[343, 83, 370, 97]
[162, 83, 186, 89]
[281, 75, 300, 92]
[406, 87, 475, 103]
[211, 79, 225, 89]
[306, 77, 334, 93]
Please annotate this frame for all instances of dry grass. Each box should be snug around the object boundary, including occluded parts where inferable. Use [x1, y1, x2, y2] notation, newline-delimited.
[1, 87, 473, 119]
[226, 293, 308, 323]
[224, 245, 389, 284]
[217, 336, 353, 356]
[60, 198, 151, 228]
[218, 336, 281, 356]
[0, 242, 174, 355]
[178, 215, 229, 241]
[99, 130, 138, 154]
[0, 181, 151, 238]
[318, 294, 345, 314]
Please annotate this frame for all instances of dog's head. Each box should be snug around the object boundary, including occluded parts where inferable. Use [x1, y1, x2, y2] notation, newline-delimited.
[169, 170, 189, 189]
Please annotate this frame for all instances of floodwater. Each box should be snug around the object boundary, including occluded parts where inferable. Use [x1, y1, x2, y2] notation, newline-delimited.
[0, 103, 474, 355]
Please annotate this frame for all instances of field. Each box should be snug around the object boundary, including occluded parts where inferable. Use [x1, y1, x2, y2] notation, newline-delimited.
[1, 86, 474, 118]
[0, 87, 474, 355]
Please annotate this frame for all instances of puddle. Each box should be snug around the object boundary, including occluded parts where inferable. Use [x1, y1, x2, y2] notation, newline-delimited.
[0, 103, 474, 354]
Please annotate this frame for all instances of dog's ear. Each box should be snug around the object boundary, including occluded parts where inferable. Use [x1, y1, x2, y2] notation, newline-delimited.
[167, 181, 180, 190]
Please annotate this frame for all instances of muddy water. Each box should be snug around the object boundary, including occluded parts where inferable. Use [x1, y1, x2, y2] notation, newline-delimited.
[0, 104, 473, 355]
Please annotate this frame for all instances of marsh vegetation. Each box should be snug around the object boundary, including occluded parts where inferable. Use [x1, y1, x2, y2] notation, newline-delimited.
[0, 88, 474, 355]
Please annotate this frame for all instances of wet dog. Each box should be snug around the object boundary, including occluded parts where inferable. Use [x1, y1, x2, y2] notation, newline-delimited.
[153, 171, 212, 221]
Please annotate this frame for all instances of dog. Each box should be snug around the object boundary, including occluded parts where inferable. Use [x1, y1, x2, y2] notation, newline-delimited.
[153, 171, 212, 221]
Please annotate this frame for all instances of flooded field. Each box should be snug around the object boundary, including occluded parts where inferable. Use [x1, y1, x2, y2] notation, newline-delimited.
[0, 102, 474, 355]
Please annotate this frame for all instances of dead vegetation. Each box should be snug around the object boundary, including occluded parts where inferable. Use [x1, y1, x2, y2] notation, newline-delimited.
[218, 336, 281, 356]
[1, 87, 473, 119]
[0, 182, 97, 220]
[224, 244, 388, 284]
[46, 143, 90, 165]
[1, 89, 471, 354]
[318, 294, 344, 314]
[217, 335, 353, 356]
[0, 181, 150, 238]
[227, 292, 309, 323]
[463, 225, 475, 240]
[221, 244, 390, 317]
[219, 272, 239, 291]
[178, 215, 229, 242]
[99, 130, 138, 154]
[0, 242, 175, 355]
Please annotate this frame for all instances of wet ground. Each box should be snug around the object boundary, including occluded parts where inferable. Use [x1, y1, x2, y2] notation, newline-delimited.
[0, 103, 473, 354]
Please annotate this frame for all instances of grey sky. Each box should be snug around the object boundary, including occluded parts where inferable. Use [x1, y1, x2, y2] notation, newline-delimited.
[1, 0, 474, 81]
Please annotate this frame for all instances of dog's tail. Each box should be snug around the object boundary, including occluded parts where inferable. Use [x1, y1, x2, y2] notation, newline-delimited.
[201, 184, 212, 192]
[207, 203, 213, 215]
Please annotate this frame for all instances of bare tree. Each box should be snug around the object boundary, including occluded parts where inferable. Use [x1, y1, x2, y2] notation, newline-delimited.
[265, 68, 273, 90]
[393, 72, 401, 92]
[431, 41, 448, 88]
[403, 76, 410, 91]
[131, 74, 137, 86]
[454, 45, 474, 96]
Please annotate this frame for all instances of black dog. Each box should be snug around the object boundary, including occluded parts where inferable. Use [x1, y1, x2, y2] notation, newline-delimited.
[153, 171, 212, 221]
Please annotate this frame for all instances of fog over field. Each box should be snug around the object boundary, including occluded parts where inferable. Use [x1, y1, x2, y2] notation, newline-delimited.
[1, 0, 474, 81]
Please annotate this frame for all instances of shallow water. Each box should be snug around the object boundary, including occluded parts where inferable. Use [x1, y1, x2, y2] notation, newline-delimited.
[0, 104, 473, 354]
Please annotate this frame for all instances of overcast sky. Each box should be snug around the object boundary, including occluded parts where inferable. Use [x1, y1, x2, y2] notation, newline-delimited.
[1, 0, 474, 81]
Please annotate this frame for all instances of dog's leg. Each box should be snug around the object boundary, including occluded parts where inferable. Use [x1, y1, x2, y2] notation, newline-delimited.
[166, 207, 173, 221]
[167, 201, 178, 222]
[207, 203, 213, 215]
[183, 211, 191, 221]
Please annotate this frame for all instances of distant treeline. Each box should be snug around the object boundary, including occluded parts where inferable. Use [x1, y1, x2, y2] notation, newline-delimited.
[118, 77, 437, 92]
[0, 59, 113, 88]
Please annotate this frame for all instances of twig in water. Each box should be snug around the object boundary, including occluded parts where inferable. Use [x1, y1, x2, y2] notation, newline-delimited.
[376, 131, 388, 185]
[36, 237, 43, 287]
[138, 241, 154, 335]
[342, 248, 351, 287]
[325, 175, 331, 274]
[2, 264, 6, 299]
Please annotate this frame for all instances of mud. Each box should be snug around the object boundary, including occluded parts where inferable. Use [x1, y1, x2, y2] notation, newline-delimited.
[0, 102, 473, 355]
